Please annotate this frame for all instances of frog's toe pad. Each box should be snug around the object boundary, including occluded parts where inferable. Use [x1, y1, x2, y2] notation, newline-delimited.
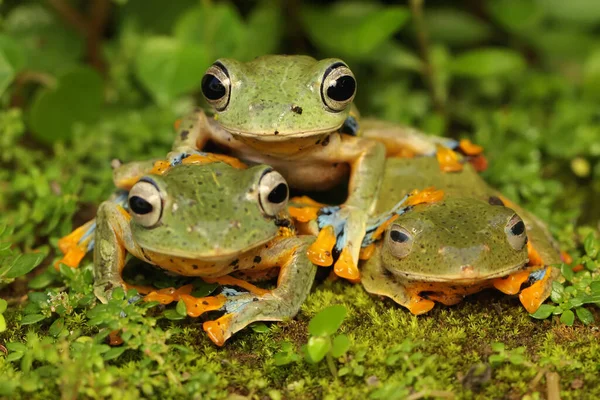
[333, 247, 360, 282]
[492, 270, 530, 295]
[203, 314, 233, 347]
[307, 225, 336, 266]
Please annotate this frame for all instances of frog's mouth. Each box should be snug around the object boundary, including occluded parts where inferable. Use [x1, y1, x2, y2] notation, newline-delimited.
[214, 121, 344, 142]
[394, 262, 529, 284]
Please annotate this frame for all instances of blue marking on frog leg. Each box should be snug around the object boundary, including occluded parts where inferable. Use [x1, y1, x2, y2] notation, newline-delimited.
[316, 206, 349, 255]
[528, 268, 547, 283]
[169, 150, 209, 166]
[361, 194, 414, 247]
[423, 138, 460, 157]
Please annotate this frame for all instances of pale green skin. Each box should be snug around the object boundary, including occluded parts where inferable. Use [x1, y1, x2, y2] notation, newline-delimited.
[209, 55, 352, 137]
[94, 162, 316, 344]
[362, 157, 561, 311]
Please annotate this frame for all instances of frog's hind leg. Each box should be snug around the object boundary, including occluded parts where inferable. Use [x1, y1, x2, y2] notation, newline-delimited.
[56, 219, 97, 269]
[519, 266, 561, 314]
[202, 236, 317, 346]
[361, 253, 435, 315]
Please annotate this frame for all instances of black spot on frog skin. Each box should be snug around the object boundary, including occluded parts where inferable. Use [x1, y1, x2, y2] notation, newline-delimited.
[291, 105, 303, 115]
[274, 130, 279, 135]
[229, 259, 239, 267]
[321, 135, 330, 146]
[192, 264, 199, 270]
[253, 256, 262, 264]
[180, 130, 189, 140]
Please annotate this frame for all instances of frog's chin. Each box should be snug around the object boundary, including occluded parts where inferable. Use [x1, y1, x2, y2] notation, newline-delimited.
[221, 125, 342, 142]
[391, 262, 528, 284]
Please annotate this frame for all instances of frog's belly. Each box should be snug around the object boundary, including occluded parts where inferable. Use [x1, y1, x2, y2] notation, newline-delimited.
[276, 161, 350, 191]
[405, 280, 494, 306]
[141, 250, 236, 277]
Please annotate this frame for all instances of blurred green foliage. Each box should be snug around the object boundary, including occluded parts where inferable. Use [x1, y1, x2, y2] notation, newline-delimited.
[0, 0, 600, 398]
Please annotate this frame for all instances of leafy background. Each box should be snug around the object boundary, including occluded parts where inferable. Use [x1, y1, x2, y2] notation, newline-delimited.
[0, 0, 599, 398]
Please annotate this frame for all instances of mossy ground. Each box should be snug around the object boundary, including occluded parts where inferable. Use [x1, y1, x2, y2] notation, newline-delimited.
[2, 0, 600, 398]
[2, 274, 600, 399]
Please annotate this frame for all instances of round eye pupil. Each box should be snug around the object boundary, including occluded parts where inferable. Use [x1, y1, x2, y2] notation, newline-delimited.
[511, 220, 525, 236]
[201, 74, 226, 100]
[327, 75, 356, 102]
[267, 183, 288, 204]
[129, 196, 153, 215]
[390, 230, 409, 243]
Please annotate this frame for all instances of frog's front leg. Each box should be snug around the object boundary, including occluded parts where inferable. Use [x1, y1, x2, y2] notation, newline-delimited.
[93, 201, 142, 303]
[307, 134, 386, 281]
[202, 236, 317, 346]
[361, 249, 435, 315]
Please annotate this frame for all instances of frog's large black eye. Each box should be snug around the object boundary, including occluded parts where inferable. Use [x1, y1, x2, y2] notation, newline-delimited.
[321, 62, 356, 112]
[128, 180, 163, 228]
[386, 224, 413, 259]
[504, 214, 527, 250]
[201, 61, 231, 111]
[258, 170, 289, 217]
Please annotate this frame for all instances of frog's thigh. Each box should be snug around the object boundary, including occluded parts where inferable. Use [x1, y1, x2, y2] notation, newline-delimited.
[93, 202, 137, 303]
[361, 256, 435, 315]
[203, 237, 317, 346]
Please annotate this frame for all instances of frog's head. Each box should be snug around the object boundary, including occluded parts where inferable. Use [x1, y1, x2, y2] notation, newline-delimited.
[381, 197, 529, 283]
[200, 55, 356, 141]
[126, 163, 290, 260]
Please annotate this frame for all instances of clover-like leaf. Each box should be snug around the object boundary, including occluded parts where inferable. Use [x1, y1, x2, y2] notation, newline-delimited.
[308, 304, 347, 336]
[0, 299, 7, 314]
[560, 309, 575, 326]
[305, 336, 330, 363]
[0, 315, 5, 333]
[331, 334, 350, 358]
[530, 304, 555, 319]
[575, 307, 594, 325]
[175, 300, 187, 317]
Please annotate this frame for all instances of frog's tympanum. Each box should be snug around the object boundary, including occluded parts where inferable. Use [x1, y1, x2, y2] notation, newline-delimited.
[167, 55, 480, 283]
[59, 155, 316, 346]
[358, 157, 561, 314]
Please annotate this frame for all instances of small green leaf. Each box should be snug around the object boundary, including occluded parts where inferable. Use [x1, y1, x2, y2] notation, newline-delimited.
[530, 304, 555, 319]
[561, 263, 574, 281]
[134, 36, 210, 105]
[560, 309, 575, 326]
[331, 334, 350, 358]
[191, 280, 219, 297]
[451, 48, 526, 78]
[29, 67, 103, 144]
[28, 267, 57, 289]
[111, 287, 125, 301]
[103, 346, 126, 361]
[487, 0, 543, 34]
[550, 281, 565, 303]
[590, 281, 600, 295]
[0, 299, 7, 314]
[0, 314, 6, 332]
[575, 307, 595, 325]
[584, 233, 599, 258]
[305, 336, 330, 363]
[508, 353, 525, 365]
[308, 304, 347, 336]
[163, 309, 186, 320]
[175, 300, 187, 316]
[488, 354, 505, 366]
[6, 352, 23, 362]
[250, 322, 269, 333]
[48, 317, 65, 337]
[2, 253, 44, 279]
[20, 314, 46, 325]
[491, 342, 505, 352]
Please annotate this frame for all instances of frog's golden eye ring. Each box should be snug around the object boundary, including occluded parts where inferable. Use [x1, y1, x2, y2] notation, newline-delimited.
[258, 169, 289, 217]
[201, 62, 231, 111]
[321, 62, 356, 112]
[386, 224, 414, 259]
[505, 214, 527, 250]
[128, 180, 163, 228]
